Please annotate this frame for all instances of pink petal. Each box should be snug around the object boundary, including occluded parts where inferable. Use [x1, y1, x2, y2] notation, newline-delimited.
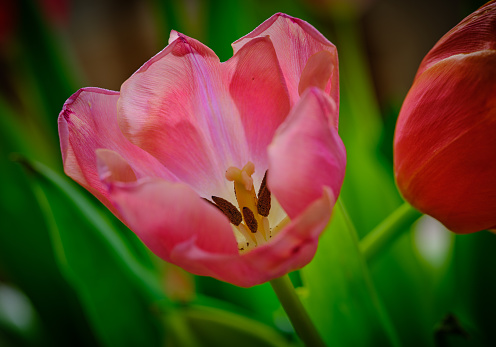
[232, 13, 339, 108]
[96, 149, 137, 183]
[58, 87, 175, 215]
[267, 87, 346, 219]
[118, 32, 249, 197]
[108, 178, 239, 276]
[224, 35, 290, 172]
[298, 50, 335, 96]
[170, 187, 334, 287]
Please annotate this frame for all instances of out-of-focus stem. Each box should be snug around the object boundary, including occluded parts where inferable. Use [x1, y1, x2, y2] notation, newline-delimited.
[270, 275, 326, 347]
[360, 202, 422, 262]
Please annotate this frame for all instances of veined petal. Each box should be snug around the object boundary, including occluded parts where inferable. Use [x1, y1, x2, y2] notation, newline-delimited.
[118, 32, 249, 197]
[232, 13, 339, 108]
[169, 187, 334, 287]
[267, 87, 346, 219]
[224, 36, 290, 174]
[395, 51, 496, 233]
[58, 87, 175, 215]
[108, 178, 239, 273]
[416, 1, 496, 77]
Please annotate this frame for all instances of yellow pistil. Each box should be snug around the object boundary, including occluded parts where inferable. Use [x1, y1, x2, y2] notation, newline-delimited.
[208, 162, 290, 253]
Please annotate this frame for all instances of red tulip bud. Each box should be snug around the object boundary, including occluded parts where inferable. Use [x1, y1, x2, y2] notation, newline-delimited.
[394, 1, 496, 233]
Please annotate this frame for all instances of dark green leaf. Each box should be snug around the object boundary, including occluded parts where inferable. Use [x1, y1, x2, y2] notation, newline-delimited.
[179, 305, 293, 347]
[23, 160, 168, 347]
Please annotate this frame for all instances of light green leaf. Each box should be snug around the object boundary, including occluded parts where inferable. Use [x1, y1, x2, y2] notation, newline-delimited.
[301, 200, 399, 346]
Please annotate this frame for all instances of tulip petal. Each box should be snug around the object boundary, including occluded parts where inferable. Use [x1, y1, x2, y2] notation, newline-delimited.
[96, 149, 137, 183]
[298, 50, 335, 96]
[225, 36, 290, 173]
[417, 1, 496, 77]
[58, 88, 175, 215]
[108, 178, 239, 275]
[395, 51, 496, 233]
[169, 187, 334, 287]
[267, 87, 346, 219]
[232, 13, 339, 107]
[118, 32, 249, 197]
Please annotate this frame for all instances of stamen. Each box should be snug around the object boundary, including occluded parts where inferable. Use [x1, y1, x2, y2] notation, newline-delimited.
[272, 216, 291, 238]
[242, 207, 258, 233]
[203, 198, 223, 212]
[258, 170, 267, 194]
[257, 170, 271, 217]
[262, 217, 270, 238]
[237, 223, 254, 241]
[233, 227, 249, 251]
[212, 196, 242, 226]
[257, 187, 271, 217]
[223, 163, 277, 250]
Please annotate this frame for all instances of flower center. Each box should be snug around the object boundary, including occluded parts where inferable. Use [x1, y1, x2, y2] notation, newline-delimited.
[207, 162, 288, 253]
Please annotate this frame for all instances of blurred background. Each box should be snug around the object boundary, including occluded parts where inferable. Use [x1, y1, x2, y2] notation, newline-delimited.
[0, 0, 493, 346]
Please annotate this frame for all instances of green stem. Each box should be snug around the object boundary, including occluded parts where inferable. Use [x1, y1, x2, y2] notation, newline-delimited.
[270, 275, 326, 347]
[360, 202, 422, 262]
[164, 309, 201, 347]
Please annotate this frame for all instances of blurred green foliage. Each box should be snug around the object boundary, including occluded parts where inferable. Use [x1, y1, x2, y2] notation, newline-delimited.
[0, 0, 494, 346]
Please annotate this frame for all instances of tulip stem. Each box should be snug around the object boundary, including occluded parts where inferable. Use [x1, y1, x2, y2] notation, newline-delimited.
[270, 275, 326, 347]
[360, 202, 422, 262]
[164, 309, 201, 347]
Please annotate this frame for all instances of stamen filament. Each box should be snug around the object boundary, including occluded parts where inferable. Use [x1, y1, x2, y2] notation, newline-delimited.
[237, 224, 256, 244]
[272, 216, 291, 238]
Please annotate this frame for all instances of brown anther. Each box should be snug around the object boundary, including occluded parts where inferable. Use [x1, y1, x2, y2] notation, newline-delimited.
[212, 196, 242, 226]
[258, 170, 268, 195]
[257, 188, 271, 217]
[242, 207, 258, 233]
[203, 198, 222, 211]
[257, 171, 271, 217]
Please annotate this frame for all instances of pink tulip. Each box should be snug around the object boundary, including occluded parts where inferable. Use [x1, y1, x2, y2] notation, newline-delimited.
[394, 1, 496, 234]
[58, 13, 346, 287]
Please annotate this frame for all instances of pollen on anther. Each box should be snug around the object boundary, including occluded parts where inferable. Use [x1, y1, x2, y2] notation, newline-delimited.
[212, 196, 243, 226]
[257, 188, 271, 217]
[242, 207, 258, 233]
[257, 171, 271, 217]
[258, 170, 268, 194]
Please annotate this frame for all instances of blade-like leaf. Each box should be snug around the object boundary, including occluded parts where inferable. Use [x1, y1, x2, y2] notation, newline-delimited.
[301, 200, 400, 346]
[23, 159, 168, 347]
[0, 102, 100, 346]
[179, 305, 293, 347]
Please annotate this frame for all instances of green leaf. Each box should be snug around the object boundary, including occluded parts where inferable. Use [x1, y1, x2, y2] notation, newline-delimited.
[195, 278, 280, 328]
[301, 200, 400, 346]
[16, 0, 80, 139]
[330, 12, 402, 236]
[450, 231, 496, 345]
[23, 159, 168, 347]
[0, 104, 99, 346]
[178, 305, 293, 347]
